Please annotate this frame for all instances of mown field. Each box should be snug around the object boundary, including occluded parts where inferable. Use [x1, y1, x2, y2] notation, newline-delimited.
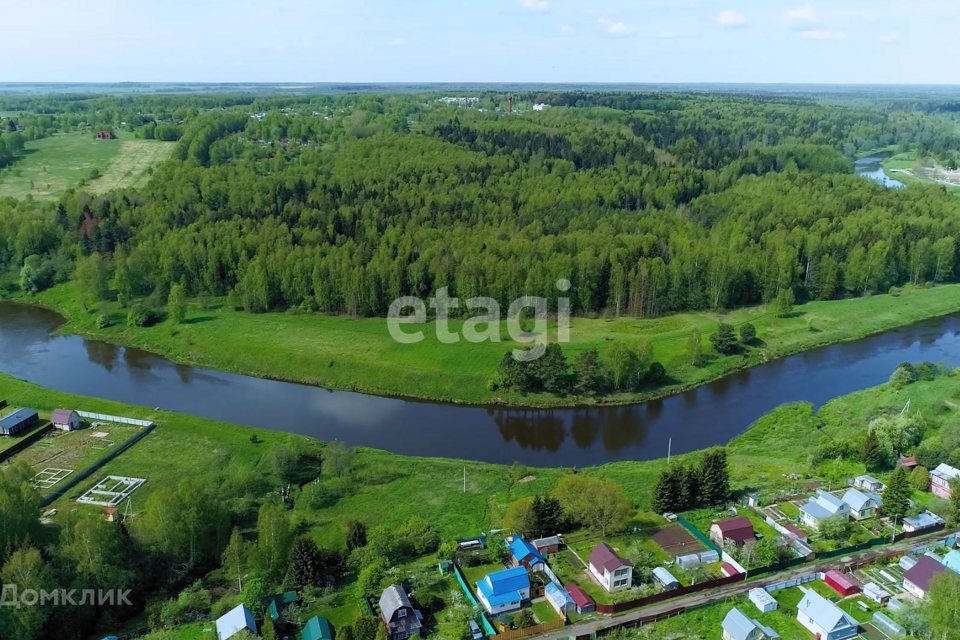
[22, 280, 960, 408]
[0, 131, 172, 199]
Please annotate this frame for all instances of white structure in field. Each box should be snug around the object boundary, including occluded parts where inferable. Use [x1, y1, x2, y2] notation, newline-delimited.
[216, 604, 257, 640]
[748, 588, 777, 613]
[77, 476, 146, 507]
[795, 590, 858, 640]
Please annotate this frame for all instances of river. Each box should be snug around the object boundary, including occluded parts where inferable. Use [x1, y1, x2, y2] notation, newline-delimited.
[2, 302, 960, 467]
[855, 154, 905, 189]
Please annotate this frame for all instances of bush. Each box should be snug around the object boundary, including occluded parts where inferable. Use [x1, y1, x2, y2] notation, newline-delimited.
[646, 362, 666, 384]
[739, 323, 757, 344]
[710, 322, 738, 354]
[96, 314, 111, 328]
[890, 363, 917, 389]
[127, 302, 162, 328]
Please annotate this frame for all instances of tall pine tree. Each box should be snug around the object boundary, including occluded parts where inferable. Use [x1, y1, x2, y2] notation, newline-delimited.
[861, 430, 884, 470]
[884, 467, 911, 521]
[285, 536, 322, 591]
[651, 467, 680, 514]
[698, 448, 730, 507]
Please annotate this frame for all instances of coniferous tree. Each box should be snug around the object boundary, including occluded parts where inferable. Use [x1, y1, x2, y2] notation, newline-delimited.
[698, 448, 730, 506]
[651, 467, 680, 514]
[531, 496, 565, 538]
[679, 465, 701, 511]
[884, 467, 912, 521]
[346, 521, 367, 552]
[284, 536, 322, 591]
[861, 430, 884, 470]
[710, 323, 738, 354]
[573, 349, 607, 395]
[535, 344, 569, 394]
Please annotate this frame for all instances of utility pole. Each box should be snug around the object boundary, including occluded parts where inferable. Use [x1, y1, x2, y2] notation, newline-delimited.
[463, 466, 466, 493]
[667, 438, 672, 465]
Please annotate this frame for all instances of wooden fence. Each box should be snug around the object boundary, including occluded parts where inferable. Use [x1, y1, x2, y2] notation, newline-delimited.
[490, 619, 564, 640]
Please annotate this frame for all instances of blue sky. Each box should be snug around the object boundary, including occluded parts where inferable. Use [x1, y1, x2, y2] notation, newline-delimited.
[4, 0, 958, 84]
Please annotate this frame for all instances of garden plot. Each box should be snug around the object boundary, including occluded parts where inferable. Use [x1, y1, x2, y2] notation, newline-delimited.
[77, 476, 146, 507]
[32, 468, 73, 490]
[650, 525, 706, 558]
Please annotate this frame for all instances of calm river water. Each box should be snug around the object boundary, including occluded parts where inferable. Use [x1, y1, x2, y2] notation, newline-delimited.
[1, 302, 960, 466]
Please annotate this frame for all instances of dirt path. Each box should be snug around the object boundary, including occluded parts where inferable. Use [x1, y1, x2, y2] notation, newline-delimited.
[531, 529, 955, 640]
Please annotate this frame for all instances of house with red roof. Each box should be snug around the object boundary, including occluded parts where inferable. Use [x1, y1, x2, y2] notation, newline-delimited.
[710, 517, 757, 547]
[564, 584, 595, 614]
[588, 543, 633, 592]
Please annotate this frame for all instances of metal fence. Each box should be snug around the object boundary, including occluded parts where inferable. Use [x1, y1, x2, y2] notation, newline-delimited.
[763, 573, 822, 593]
[77, 411, 154, 427]
[0, 425, 53, 463]
[453, 564, 497, 636]
[676, 515, 722, 554]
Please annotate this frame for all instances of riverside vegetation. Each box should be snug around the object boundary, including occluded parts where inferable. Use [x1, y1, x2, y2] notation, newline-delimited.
[4, 91, 960, 404]
[1, 359, 960, 639]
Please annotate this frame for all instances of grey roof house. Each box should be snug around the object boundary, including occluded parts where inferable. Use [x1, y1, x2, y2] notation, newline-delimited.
[721, 607, 779, 640]
[841, 488, 882, 520]
[796, 590, 858, 640]
[800, 490, 849, 529]
[380, 584, 423, 640]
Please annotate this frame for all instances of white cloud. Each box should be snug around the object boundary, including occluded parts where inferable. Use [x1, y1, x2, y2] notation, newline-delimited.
[879, 31, 900, 42]
[390, 37, 405, 46]
[801, 30, 846, 40]
[598, 17, 635, 36]
[716, 10, 746, 28]
[519, 0, 549, 12]
[559, 25, 575, 35]
[781, 4, 817, 26]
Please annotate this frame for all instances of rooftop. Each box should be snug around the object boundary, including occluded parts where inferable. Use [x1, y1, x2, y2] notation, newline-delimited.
[904, 555, 949, 593]
[508, 537, 545, 564]
[798, 589, 857, 632]
[589, 543, 633, 573]
[713, 517, 756, 543]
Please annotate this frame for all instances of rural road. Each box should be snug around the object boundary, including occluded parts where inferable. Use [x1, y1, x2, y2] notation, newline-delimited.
[531, 529, 955, 640]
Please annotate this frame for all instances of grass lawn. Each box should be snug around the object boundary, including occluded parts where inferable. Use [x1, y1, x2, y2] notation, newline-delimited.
[780, 502, 801, 519]
[18, 279, 960, 407]
[0, 131, 172, 200]
[461, 561, 507, 589]
[530, 598, 559, 623]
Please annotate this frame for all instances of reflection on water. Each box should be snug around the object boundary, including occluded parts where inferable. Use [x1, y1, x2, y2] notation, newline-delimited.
[3, 301, 960, 466]
[855, 157, 905, 189]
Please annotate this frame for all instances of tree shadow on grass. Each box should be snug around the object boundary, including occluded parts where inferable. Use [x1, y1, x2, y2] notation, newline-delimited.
[182, 315, 217, 325]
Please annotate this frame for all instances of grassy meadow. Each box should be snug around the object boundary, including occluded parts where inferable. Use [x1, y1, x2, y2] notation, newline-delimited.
[21, 280, 960, 408]
[0, 131, 172, 200]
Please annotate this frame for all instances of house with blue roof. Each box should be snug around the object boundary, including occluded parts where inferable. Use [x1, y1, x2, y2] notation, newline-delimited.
[507, 537, 546, 572]
[475, 566, 530, 615]
[943, 549, 960, 575]
[216, 604, 257, 640]
[800, 490, 850, 530]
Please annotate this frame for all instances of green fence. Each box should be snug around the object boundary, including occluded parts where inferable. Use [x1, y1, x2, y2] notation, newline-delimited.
[676, 515, 722, 554]
[453, 564, 496, 636]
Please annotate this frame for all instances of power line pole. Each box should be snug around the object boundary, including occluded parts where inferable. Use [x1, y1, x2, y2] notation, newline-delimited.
[668, 438, 672, 465]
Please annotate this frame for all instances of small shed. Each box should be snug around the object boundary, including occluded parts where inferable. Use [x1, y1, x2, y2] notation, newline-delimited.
[51, 409, 80, 431]
[268, 591, 300, 621]
[0, 408, 39, 436]
[748, 588, 778, 613]
[532, 535, 562, 554]
[104, 508, 118, 522]
[653, 567, 679, 590]
[216, 604, 256, 640]
[898, 456, 918, 470]
[302, 616, 334, 640]
[784, 524, 808, 542]
[898, 556, 918, 572]
[824, 570, 860, 597]
[565, 583, 595, 614]
[438, 560, 453, 576]
[943, 549, 960, 574]
[544, 582, 575, 615]
[863, 583, 891, 604]
[720, 562, 740, 577]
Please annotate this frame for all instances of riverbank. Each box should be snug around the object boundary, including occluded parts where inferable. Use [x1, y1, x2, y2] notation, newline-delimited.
[12, 282, 960, 408]
[0, 366, 954, 548]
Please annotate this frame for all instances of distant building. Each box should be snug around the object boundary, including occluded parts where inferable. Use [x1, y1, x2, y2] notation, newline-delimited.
[863, 583, 891, 604]
[302, 616, 334, 640]
[903, 511, 944, 533]
[898, 456, 918, 470]
[795, 590, 859, 640]
[51, 409, 80, 432]
[508, 537, 546, 572]
[216, 604, 257, 640]
[532, 535, 562, 554]
[853, 476, 886, 493]
[841, 489, 882, 521]
[903, 555, 949, 598]
[930, 464, 960, 499]
[0, 408, 38, 436]
[710, 517, 757, 547]
[532, 103, 549, 111]
[94, 131, 115, 140]
[722, 607, 780, 640]
[475, 566, 529, 615]
[588, 543, 634, 592]
[379, 584, 423, 640]
[800, 490, 850, 529]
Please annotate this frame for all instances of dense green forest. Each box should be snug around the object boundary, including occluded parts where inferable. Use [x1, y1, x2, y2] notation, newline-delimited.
[3, 90, 960, 324]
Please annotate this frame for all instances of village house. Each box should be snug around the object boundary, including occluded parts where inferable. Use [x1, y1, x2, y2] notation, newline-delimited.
[853, 476, 886, 493]
[795, 590, 859, 640]
[840, 488, 882, 521]
[588, 543, 634, 592]
[51, 409, 81, 431]
[379, 584, 423, 640]
[0, 408, 39, 436]
[507, 537, 546, 571]
[721, 607, 780, 640]
[709, 517, 757, 547]
[903, 511, 945, 533]
[942, 549, 960, 574]
[475, 566, 530, 615]
[799, 490, 849, 529]
[565, 583, 596, 614]
[898, 456, 918, 470]
[930, 463, 960, 499]
[902, 555, 949, 598]
[215, 604, 257, 640]
[301, 616, 334, 640]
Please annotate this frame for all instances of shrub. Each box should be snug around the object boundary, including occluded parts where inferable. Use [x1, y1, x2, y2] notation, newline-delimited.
[739, 323, 757, 344]
[96, 314, 111, 329]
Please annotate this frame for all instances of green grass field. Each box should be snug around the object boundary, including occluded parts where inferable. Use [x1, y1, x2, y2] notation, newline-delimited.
[23, 280, 960, 408]
[0, 131, 173, 200]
